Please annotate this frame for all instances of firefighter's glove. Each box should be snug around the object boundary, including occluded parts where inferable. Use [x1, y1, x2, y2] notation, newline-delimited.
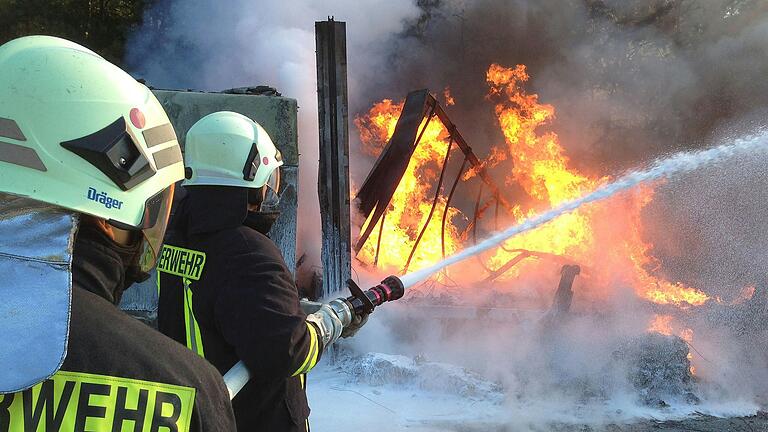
[341, 312, 369, 339]
[306, 304, 344, 348]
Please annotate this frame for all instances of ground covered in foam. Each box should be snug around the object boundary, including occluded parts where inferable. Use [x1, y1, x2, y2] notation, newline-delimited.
[307, 350, 766, 432]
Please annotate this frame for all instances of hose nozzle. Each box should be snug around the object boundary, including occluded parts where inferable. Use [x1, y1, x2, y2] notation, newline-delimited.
[343, 275, 404, 317]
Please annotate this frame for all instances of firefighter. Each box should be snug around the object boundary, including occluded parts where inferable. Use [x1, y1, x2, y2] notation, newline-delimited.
[0, 36, 236, 431]
[157, 111, 364, 431]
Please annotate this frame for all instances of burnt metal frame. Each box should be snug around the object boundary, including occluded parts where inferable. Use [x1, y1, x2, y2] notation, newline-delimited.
[355, 89, 515, 272]
[355, 89, 583, 283]
[402, 137, 453, 274]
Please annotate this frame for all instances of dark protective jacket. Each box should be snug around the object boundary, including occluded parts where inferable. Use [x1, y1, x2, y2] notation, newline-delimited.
[157, 186, 322, 432]
[0, 224, 236, 432]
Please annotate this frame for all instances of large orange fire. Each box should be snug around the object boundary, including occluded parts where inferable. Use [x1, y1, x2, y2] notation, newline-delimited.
[355, 63, 710, 308]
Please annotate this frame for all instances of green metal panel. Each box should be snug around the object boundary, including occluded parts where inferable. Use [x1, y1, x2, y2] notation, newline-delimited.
[153, 91, 299, 165]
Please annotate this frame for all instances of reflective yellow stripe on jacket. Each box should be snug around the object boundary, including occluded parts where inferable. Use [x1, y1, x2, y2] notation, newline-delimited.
[292, 323, 320, 376]
[158, 245, 207, 358]
[0, 371, 196, 431]
[183, 278, 205, 357]
[299, 374, 309, 432]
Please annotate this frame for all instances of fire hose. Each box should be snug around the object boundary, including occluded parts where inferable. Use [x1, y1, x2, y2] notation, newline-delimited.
[223, 275, 405, 399]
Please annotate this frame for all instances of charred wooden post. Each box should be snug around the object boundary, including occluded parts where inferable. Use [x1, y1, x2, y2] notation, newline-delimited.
[316, 18, 352, 298]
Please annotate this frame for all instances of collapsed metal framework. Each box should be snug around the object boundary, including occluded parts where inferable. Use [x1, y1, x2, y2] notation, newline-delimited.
[355, 89, 523, 274]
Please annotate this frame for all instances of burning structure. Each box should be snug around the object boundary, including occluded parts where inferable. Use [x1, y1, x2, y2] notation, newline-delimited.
[338, 62, 768, 428]
[355, 63, 711, 308]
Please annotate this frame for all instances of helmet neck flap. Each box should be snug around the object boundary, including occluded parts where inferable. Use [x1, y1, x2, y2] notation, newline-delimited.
[0, 193, 78, 393]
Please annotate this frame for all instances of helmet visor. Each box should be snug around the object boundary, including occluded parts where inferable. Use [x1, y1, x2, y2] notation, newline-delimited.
[136, 184, 175, 272]
[261, 168, 281, 211]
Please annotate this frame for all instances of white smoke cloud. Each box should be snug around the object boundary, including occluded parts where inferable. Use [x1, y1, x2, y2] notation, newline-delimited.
[127, 0, 421, 266]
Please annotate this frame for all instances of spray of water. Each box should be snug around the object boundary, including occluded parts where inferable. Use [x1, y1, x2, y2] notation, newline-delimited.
[399, 134, 768, 288]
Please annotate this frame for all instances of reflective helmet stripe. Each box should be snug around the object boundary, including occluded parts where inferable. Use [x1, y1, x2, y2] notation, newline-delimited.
[152, 145, 183, 170]
[0, 118, 25, 141]
[0, 141, 46, 171]
[143, 123, 176, 148]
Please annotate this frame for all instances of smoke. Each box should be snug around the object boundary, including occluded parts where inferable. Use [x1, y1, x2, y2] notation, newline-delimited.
[349, 0, 768, 294]
[125, 0, 421, 266]
[352, 3, 768, 401]
[646, 145, 768, 293]
[646, 144, 768, 400]
[359, 0, 768, 174]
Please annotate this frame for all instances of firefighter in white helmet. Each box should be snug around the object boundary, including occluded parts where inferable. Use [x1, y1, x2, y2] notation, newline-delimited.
[157, 111, 363, 431]
[0, 35, 236, 430]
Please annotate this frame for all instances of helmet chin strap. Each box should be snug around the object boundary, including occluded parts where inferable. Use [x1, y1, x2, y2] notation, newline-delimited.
[83, 216, 148, 286]
[247, 186, 265, 212]
[86, 215, 136, 246]
[110, 226, 135, 246]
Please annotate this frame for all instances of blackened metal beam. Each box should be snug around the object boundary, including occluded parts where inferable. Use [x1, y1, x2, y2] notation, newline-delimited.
[482, 250, 532, 283]
[356, 90, 432, 217]
[316, 18, 352, 298]
[354, 90, 432, 254]
[540, 264, 581, 330]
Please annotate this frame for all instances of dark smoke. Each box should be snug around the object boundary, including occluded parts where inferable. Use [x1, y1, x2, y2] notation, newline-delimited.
[359, 0, 768, 173]
[355, 0, 768, 295]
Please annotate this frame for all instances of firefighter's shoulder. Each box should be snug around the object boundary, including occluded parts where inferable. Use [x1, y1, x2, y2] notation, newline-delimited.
[46, 287, 236, 431]
[189, 224, 285, 265]
[229, 225, 284, 261]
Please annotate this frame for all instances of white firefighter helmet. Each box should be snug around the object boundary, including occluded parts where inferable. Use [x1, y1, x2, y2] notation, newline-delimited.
[183, 111, 283, 203]
[0, 35, 184, 270]
[0, 35, 184, 393]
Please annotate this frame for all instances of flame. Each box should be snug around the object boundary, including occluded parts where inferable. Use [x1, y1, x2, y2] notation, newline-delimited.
[731, 285, 756, 305]
[355, 101, 462, 271]
[444, 87, 455, 106]
[483, 64, 596, 280]
[354, 63, 711, 307]
[356, 99, 402, 157]
[647, 314, 674, 336]
[679, 328, 697, 376]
